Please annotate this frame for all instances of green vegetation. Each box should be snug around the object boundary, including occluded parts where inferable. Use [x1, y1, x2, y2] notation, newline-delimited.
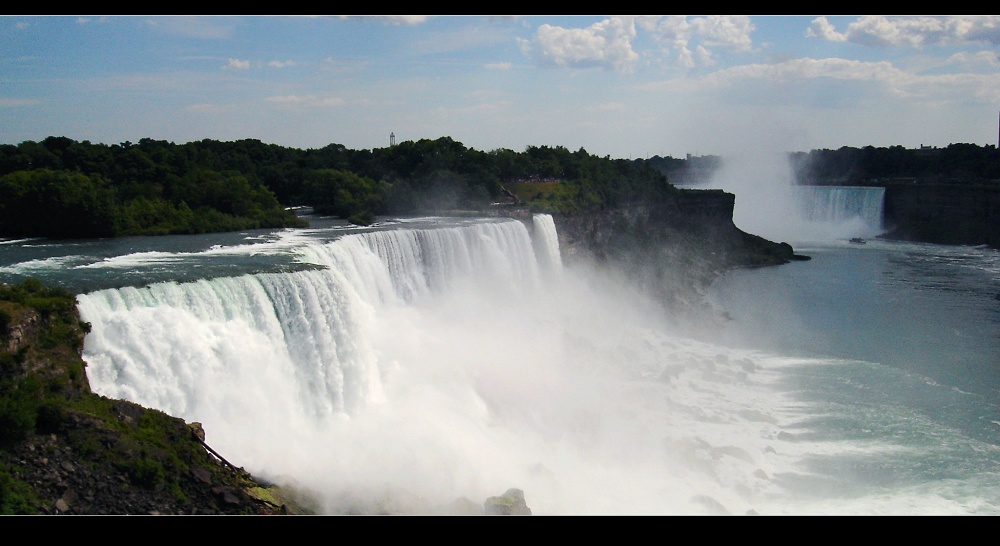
[0, 136, 675, 238]
[0, 280, 89, 448]
[788, 143, 1000, 185]
[0, 279, 280, 514]
[3, 135, 996, 240]
[0, 464, 37, 514]
[644, 144, 1000, 187]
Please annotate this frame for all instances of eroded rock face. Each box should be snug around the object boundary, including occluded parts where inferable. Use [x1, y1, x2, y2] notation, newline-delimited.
[882, 183, 1000, 248]
[1, 303, 41, 355]
[550, 191, 796, 319]
[553, 192, 794, 275]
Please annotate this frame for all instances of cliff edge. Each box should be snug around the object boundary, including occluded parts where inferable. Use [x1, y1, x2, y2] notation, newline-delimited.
[552, 189, 802, 316]
[0, 280, 308, 515]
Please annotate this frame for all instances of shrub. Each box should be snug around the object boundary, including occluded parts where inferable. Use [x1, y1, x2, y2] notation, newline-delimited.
[126, 458, 166, 489]
[0, 395, 37, 450]
[0, 464, 37, 514]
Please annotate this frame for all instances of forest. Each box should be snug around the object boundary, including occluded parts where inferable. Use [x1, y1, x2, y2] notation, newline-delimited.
[1, 136, 997, 240]
[645, 143, 1000, 186]
[788, 143, 1000, 185]
[0, 136, 673, 239]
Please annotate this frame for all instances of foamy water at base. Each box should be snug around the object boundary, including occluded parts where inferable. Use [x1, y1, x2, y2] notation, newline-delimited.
[5, 214, 997, 514]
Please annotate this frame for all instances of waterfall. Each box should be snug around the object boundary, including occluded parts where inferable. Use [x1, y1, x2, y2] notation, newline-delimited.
[78, 218, 547, 422]
[728, 183, 887, 244]
[72, 212, 843, 515]
[705, 152, 888, 244]
[78, 270, 383, 418]
[795, 185, 885, 238]
[532, 213, 563, 272]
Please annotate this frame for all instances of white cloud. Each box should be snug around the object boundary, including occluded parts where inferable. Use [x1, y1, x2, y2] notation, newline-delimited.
[695, 45, 715, 66]
[223, 58, 250, 71]
[638, 16, 754, 68]
[962, 17, 1000, 44]
[15, 21, 29, 30]
[266, 95, 345, 108]
[411, 25, 511, 55]
[380, 15, 429, 25]
[641, 56, 1000, 105]
[485, 62, 511, 70]
[690, 16, 754, 51]
[946, 50, 1000, 68]
[339, 15, 429, 26]
[268, 60, 296, 68]
[644, 57, 901, 93]
[674, 46, 695, 69]
[524, 17, 639, 73]
[807, 16, 1000, 47]
[805, 17, 846, 42]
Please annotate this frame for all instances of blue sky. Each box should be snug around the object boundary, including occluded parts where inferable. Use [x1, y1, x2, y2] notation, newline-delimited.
[3, 15, 1000, 159]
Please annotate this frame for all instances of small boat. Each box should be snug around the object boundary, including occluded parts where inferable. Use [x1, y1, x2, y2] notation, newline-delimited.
[849, 237, 866, 244]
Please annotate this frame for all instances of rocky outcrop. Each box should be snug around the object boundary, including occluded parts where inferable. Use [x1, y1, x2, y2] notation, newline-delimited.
[1, 304, 42, 355]
[484, 488, 532, 515]
[2, 403, 291, 515]
[550, 189, 801, 316]
[0, 285, 297, 515]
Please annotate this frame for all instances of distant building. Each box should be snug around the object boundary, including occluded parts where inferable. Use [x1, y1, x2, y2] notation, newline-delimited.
[390, 132, 396, 146]
[916, 144, 940, 157]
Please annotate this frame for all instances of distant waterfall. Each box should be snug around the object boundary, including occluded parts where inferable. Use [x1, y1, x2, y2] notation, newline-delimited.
[728, 183, 887, 243]
[703, 152, 888, 243]
[796, 186, 885, 236]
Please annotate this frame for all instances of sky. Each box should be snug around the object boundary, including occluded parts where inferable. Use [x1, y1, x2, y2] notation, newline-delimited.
[2, 15, 1000, 160]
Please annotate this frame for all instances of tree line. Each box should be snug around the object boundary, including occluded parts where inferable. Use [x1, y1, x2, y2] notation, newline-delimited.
[642, 143, 1000, 186]
[788, 143, 1000, 185]
[0, 136, 675, 239]
[3, 136, 996, 240]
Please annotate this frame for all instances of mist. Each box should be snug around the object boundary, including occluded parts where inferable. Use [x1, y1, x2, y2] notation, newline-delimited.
[699, 150, 885, 244]
[70, 211, 999, 515]
[77, 218, 815, 515]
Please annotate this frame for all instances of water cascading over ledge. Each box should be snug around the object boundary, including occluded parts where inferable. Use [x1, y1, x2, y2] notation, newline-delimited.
[78, 219, 550, 421]
[72, 212, 822, 515]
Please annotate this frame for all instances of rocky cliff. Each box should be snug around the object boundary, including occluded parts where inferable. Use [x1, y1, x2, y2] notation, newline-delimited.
[550, 188, 801, 316]
[0, 282, 306, 515]
[881, 183, 1000, 248]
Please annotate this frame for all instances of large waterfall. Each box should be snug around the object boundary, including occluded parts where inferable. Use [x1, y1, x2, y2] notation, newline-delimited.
[74, 215, 795, 514]
[61, 213, 1000, 515]
[78, 220, 546, 420]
